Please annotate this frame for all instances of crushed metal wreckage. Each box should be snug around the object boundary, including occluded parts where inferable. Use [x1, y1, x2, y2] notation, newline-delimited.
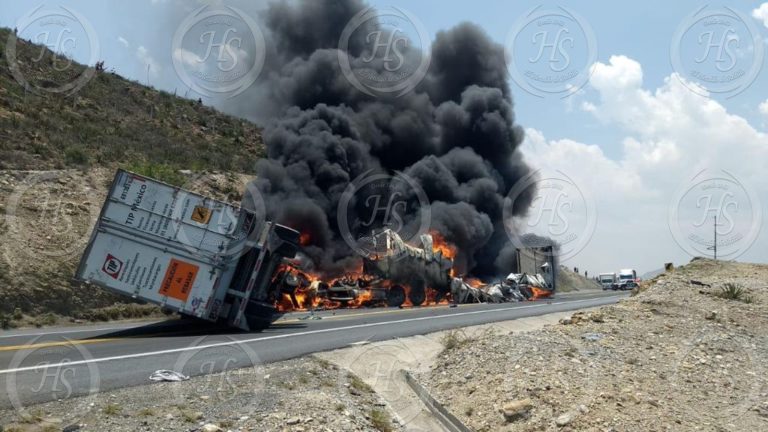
[450, 272, 553, 304]
[273, 228, 555, 311]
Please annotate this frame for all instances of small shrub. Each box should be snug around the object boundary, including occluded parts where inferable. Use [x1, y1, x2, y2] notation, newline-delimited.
[125, 162, 187, 187]
[717, 283, 746, 301]
[19, 409, 44, 423]
[440, 330, 472, 352]
[137, 408, 155, 417]
[64, 146, 89, 165]
[12, 308, 23, 320]
[180, 409, 202, 423]
[0, 314, 12, 330]
[369, 409, 393, 432]
[349, 374, 373, 393]
[33, 313, 57, 328]
[103, 403, 121, 416]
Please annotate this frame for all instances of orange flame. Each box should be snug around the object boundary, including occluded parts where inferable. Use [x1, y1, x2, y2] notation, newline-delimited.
[530, 287, 553, 300]
[429, 230, 457, 260]
[464, 277, 485, 288]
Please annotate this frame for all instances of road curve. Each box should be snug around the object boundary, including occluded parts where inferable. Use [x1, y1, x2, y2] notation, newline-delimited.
[0, 291, 626, 409]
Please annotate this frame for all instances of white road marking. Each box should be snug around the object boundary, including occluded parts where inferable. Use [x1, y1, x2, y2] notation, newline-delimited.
[0, 297, 618, 375]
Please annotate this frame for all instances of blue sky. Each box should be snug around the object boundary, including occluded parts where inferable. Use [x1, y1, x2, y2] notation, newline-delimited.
[2, 1, 767, 275]
[2, 1, 764, 143]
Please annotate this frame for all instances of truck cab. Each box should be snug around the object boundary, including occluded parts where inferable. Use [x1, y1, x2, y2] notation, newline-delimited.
[598, 273, 616, 290]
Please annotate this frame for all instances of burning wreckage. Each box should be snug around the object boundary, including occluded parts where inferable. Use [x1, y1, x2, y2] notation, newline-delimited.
[273, 229, 554, 312]
[75, 170, 554, 333]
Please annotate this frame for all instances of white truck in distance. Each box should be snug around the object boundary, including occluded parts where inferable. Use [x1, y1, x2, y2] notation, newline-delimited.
[615, 268, 638, 290]
[598, 273, 616, 290]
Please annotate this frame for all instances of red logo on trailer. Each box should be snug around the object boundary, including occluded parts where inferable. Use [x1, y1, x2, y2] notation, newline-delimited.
[102, 254, 123, 279]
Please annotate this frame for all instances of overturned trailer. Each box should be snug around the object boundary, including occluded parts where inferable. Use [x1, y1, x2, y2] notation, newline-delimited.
[74, 170, 301, 331]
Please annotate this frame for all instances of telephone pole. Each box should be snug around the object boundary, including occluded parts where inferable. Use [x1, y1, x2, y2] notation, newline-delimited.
[713, 215, 719, 260]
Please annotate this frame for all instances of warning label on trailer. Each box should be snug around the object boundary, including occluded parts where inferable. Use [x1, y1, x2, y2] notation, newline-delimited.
[191, 206, 212, 224]
[159, 259, 198, 301]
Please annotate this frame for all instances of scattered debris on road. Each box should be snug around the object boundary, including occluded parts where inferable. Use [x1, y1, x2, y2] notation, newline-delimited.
[148, 370, 189, 382]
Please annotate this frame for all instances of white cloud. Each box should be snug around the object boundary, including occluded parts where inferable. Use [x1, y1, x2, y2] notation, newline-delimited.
[760, 99, 768, 119]
[520, 55, 768, 274]
[136, 46, 161, 79]
[172, 48, 203, 68]
[753, 3, 768, 29]
[117, 36, 129, 48]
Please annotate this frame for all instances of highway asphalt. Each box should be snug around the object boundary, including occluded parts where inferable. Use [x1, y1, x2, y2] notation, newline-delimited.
[0, 291, 627, 409]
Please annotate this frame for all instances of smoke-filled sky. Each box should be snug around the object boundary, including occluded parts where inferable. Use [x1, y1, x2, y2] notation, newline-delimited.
[2, 0, 768, 276]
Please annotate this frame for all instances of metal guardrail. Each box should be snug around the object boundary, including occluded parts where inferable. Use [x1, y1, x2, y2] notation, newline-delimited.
[401, 370, 472, 432]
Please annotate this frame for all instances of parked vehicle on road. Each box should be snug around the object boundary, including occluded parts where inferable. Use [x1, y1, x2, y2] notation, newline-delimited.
[618, 269, 637, 283]
[599, 272, 617, 290]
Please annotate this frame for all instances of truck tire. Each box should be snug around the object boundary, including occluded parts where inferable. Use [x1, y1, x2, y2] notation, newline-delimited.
[244, 301, 277, 332]
[409, 281, 426, 306]
[387, 285, 406, 307]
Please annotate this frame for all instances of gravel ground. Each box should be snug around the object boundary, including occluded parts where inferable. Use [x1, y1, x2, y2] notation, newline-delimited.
[419, 258, 768, 431]
[0, 356, 401, 432]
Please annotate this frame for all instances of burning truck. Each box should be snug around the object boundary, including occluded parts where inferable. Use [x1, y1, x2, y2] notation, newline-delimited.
[273, 229, 453, 309]
[75, 171, 555, 331]
[273, 228, 555, 312]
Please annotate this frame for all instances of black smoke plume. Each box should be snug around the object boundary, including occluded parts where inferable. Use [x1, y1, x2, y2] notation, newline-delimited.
[226, 0, 536, 277]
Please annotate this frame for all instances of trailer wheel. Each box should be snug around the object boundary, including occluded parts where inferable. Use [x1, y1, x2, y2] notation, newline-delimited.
[387, 285, 406, 307]
[409, 281, 426, 306]
[244, 301, 277, 332]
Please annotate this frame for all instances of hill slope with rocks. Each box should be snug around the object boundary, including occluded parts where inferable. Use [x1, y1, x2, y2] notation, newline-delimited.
[0, 26, 265, 327]
[420, 258, 768, 431]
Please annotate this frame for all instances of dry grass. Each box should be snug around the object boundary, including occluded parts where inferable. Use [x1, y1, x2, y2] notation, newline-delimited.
[369, 408, 394, 432]
[0, 27, 264, 173]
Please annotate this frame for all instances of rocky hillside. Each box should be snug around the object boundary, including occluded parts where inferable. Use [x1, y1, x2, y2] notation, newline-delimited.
[0, 26, 265, 327]
[557, 266, 602, 292]
[420, 258, 768, 431]
[0, 27, 264, 172]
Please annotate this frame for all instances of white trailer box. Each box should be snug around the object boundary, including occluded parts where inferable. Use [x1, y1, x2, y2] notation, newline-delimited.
[75, 170, 300, 330]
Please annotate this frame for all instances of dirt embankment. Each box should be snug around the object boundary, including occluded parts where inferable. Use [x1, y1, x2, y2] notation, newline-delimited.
[0, 168, 251, 328]
[419, 259, 768, 431]
[0, 356, 401, 432]
[556, 266, 602, 292]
